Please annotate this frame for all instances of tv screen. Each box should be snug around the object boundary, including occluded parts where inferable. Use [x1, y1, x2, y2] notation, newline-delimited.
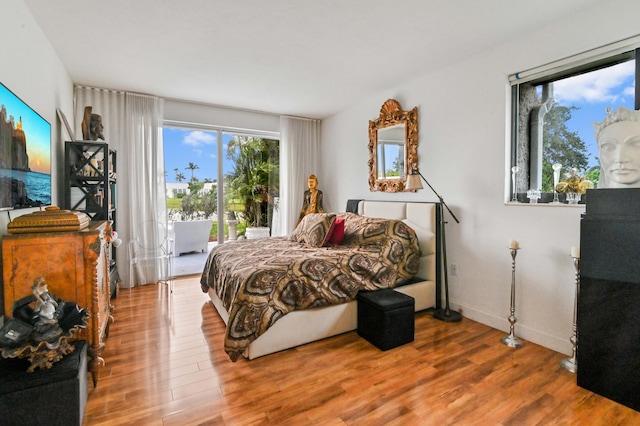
[0, 82, 51, 209]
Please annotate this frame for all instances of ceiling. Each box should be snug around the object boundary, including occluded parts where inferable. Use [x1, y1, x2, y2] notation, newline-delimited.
[25, 0, 602, 119]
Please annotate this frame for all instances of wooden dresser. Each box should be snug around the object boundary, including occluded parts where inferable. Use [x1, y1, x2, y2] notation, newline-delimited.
[2, 221, 113, 386]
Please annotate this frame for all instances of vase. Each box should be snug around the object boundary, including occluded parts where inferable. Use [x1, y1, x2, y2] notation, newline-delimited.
[566, 193, 581, 204]
[552, 163, 563, 204]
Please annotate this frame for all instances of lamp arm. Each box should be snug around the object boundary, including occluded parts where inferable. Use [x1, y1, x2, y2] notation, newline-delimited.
[417, 171, 460, 224]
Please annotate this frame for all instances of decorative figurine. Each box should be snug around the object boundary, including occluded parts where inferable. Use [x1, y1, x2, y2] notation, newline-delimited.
[81, 106, 105, 141]
[81, 151, 100, 177]
[0, 276, 89, 371]
[31, 277, 63, 343]
[297, 174, 324, 225]
[593, 105, 640, 188]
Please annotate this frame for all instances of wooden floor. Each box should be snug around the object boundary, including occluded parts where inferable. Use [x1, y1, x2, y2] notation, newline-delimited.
[83, 276, 640, 425]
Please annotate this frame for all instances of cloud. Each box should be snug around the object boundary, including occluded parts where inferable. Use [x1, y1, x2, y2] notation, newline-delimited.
[553, 60, 635, 104]
[623, 85, 635, 97]
[183, 130, 216, 147]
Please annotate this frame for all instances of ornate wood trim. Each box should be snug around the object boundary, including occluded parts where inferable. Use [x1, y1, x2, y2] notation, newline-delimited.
[368, 99, 419, 192]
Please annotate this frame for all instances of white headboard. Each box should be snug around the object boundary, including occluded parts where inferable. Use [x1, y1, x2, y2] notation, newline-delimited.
[356, 200, 440, 286]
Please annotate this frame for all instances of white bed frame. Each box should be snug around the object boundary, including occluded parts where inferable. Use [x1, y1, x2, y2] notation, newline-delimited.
[207, 200, 441, 359]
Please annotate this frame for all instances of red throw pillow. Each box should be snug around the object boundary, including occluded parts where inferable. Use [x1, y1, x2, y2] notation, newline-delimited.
[328, 218, 345, 245]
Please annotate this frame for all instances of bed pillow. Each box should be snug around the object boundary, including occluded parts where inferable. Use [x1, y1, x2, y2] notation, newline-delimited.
[323, 217, 345, 246]
[290, 213, 336, 247]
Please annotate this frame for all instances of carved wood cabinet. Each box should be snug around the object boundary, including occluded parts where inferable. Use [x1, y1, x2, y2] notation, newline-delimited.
[2, 221, 113, 386]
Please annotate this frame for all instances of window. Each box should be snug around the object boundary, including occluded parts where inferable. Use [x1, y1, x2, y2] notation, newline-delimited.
[163, 125, 279, 242]
[377, 142, 405, 178]
[510, 41, 640, 203]
[377, 123, 406, 179]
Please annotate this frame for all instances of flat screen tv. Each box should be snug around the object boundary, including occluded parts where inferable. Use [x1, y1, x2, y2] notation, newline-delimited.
[0, 82, 51, 210]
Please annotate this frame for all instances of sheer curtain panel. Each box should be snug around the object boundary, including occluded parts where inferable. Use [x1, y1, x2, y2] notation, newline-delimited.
[74, 86, 166, 287]
[280, 116, 321, 235]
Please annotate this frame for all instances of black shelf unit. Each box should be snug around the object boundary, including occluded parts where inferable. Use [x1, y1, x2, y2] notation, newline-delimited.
[577, 188, 640, 411]
[64, 141, 118, 296]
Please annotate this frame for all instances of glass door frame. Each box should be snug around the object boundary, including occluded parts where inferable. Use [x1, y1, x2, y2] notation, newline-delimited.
[163, 120, 280, 244]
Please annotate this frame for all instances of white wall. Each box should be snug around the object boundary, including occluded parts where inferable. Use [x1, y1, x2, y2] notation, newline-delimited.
[0, 1, 74, 226]
[0, 1, 74, 317]
[164, 99, 280, 134]
[322, 0, 640, 355]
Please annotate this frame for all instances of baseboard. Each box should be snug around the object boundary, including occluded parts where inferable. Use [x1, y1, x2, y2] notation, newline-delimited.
[449, 300, 572, 356]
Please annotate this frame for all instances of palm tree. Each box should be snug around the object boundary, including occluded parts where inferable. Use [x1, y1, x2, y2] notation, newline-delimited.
[225, 136, 279, 228]
[185, 162, 199, 181]
[175, 172, 186, 183]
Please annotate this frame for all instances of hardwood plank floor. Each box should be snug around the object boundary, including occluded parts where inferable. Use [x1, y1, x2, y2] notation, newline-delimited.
[83, 276, 640, 425]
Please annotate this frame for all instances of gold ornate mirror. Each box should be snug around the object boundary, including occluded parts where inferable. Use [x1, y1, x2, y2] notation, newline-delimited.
[368, 99, 418, 192]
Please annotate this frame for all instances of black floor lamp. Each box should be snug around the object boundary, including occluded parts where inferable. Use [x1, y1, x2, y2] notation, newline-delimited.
[405, 168, 462, 322]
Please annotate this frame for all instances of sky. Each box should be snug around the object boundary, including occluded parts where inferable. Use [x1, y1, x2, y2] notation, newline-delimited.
[552, 60, 636, 169]
[0, 83, 51, 175]
[163, 128, 237, 183]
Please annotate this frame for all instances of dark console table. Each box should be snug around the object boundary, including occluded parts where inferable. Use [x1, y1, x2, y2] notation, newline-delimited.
[578, 188, 640, 411]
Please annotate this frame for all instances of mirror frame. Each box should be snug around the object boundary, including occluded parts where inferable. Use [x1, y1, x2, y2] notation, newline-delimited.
[368, 99, 419, 192]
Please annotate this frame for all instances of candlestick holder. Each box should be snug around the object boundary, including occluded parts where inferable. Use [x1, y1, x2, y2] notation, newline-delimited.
[501, 247, 525, 348]
[560, 256, 580, 373]
[552, 163, 562, 204]
[511, 166, 520, 202]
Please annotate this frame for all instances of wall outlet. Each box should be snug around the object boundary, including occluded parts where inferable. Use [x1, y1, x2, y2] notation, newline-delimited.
[451, 263, 458, 276]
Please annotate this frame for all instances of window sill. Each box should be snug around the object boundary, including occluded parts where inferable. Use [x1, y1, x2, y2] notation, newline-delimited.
[508, 192, 587, 206]
[506, 201, 585, 207]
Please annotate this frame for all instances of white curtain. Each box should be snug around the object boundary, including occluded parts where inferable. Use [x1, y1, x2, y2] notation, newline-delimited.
[74, 86, 165, 287]
[279, 116, 321, 235]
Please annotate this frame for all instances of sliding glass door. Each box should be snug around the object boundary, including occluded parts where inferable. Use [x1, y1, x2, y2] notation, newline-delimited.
[163, 126, 279, 243]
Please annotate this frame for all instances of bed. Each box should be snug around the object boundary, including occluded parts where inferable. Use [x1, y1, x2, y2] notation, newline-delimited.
[200, 200, 441, 361]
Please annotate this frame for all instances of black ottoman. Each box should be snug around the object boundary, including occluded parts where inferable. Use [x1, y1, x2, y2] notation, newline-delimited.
[357, 288, 415, 350]
[0, 340, 88, 426]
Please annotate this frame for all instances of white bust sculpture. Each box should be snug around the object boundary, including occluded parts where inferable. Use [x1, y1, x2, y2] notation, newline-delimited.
[593, 106, 640, 188]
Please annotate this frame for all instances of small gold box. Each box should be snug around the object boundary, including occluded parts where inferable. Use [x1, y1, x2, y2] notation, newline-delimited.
[8, 206, 91, 234]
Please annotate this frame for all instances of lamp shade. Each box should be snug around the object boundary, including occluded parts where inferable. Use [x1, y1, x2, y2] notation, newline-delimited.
[405, 172, 423, 191]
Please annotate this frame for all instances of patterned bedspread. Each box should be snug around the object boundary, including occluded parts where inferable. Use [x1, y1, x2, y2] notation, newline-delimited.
[200, 213, 420, 361]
